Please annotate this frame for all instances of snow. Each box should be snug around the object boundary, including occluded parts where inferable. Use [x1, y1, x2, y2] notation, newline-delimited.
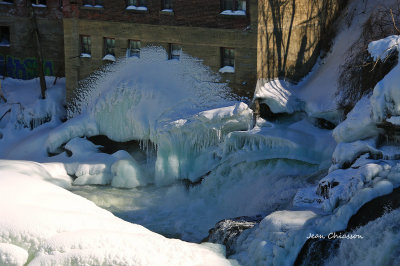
[111, 158, 149, 188]
[83, 4, 103, 8]
[0, 40, 10, 47]
[370, 59, 400, 121]
[102, 54, 116, 62]
[332, 96, 380, 143]
[80, 53, 91, 58]
[234, 177, 396, 265]
[387, 116, 400, 125]
[0, 78, 65, 159]
[32, 4, 46, 7]
[220, 10, 246, 16]
[254, 79, 304, 114]
[0, 160, 231, 265]
[330, 138, 380, 170]
[368, 35, 400, 61]
[161, 9, 173, 12]
[219, 66, 235, 73]
[126, 5, 148, 11]
[0, 243, 29, 266]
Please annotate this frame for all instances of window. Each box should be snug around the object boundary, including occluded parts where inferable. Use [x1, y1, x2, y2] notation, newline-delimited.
[80, 35, 91, 56]
[0, 26, 10, 47]
[104, 37, 115, 56]
[32, 0, 46, 6]
[168, 43, 181, 60]
[127, 0, 147, 9]
[220, 48, 235, 73]
[83, 0, 103, 7]
[162, 0, 173, 10]
[128, 40, 141, 58]
[221, 0, 246, 15]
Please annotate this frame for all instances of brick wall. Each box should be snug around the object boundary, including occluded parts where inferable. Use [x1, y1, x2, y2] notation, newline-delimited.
[63, 0, 252, 29]
[0, 0, 65, 78]
[64, 17, 258, 101]
[64, 0, 258, 101]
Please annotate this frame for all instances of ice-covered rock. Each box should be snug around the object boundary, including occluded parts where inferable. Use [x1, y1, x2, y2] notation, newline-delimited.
[333, 97, 380, 143]
[254, 79, 304, 114]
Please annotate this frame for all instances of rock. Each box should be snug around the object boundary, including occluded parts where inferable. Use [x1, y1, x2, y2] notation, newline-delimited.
[203, 215, 262, 256]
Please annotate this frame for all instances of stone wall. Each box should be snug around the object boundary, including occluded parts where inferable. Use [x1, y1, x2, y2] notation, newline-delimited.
[257, 0, 345, 83]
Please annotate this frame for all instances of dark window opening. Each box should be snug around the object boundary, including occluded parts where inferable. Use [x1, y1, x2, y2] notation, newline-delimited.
[80, 35, 91, 55]
[162, 0, 173, 10]
[0, 26, 10, 46]
[221, 48, 235, 68]
[221, 0, 246, 13]
[127, 0, 147, 7]
[104, 37, 115, 56]
[169, 43, 181, 60]
[83, 0, 103, 6]
[32, 0, 46, 5]
[128, 40, 141, 58]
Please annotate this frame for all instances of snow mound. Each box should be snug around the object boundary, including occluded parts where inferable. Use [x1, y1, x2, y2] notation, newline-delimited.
[254, 79, 304, 114]
[368, 35, 400, 61]
[0, 160, 232, 265]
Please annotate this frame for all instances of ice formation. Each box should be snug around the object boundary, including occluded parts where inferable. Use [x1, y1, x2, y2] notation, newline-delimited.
[46, 47, 254, 186]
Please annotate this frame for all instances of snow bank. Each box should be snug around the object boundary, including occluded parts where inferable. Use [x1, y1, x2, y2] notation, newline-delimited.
[333, 96, 380, 143]
[0, 77, 65, 131]
[254, 79, 304, 114]
[368, 35, 400, 61]
[0, 160, 232, 265]
[333, 35, 400, 144]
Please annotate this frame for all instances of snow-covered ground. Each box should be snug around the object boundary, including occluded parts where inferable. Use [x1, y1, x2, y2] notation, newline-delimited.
[0, 160, 231, 266]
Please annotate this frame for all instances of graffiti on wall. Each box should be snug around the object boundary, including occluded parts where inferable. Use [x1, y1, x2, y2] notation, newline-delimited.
[0, 54, 54, 79]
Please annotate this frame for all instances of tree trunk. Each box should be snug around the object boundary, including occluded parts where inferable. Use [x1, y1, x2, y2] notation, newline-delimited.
[29, 0, 47, 99]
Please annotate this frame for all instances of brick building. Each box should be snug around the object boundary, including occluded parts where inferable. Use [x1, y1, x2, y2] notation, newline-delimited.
[0, 0, 343, 102]
[62, 0, 258, 101]
[0, 0, 64, 79]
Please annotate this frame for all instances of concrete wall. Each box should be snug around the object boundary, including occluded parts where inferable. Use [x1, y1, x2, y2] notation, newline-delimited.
[257, 0, 344, 83]
[0, 0, 64, 79]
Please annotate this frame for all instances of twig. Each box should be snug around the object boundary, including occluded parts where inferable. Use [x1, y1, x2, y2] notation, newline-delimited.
[390, 9, 400, 34]
[0, 108, 10, 121]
